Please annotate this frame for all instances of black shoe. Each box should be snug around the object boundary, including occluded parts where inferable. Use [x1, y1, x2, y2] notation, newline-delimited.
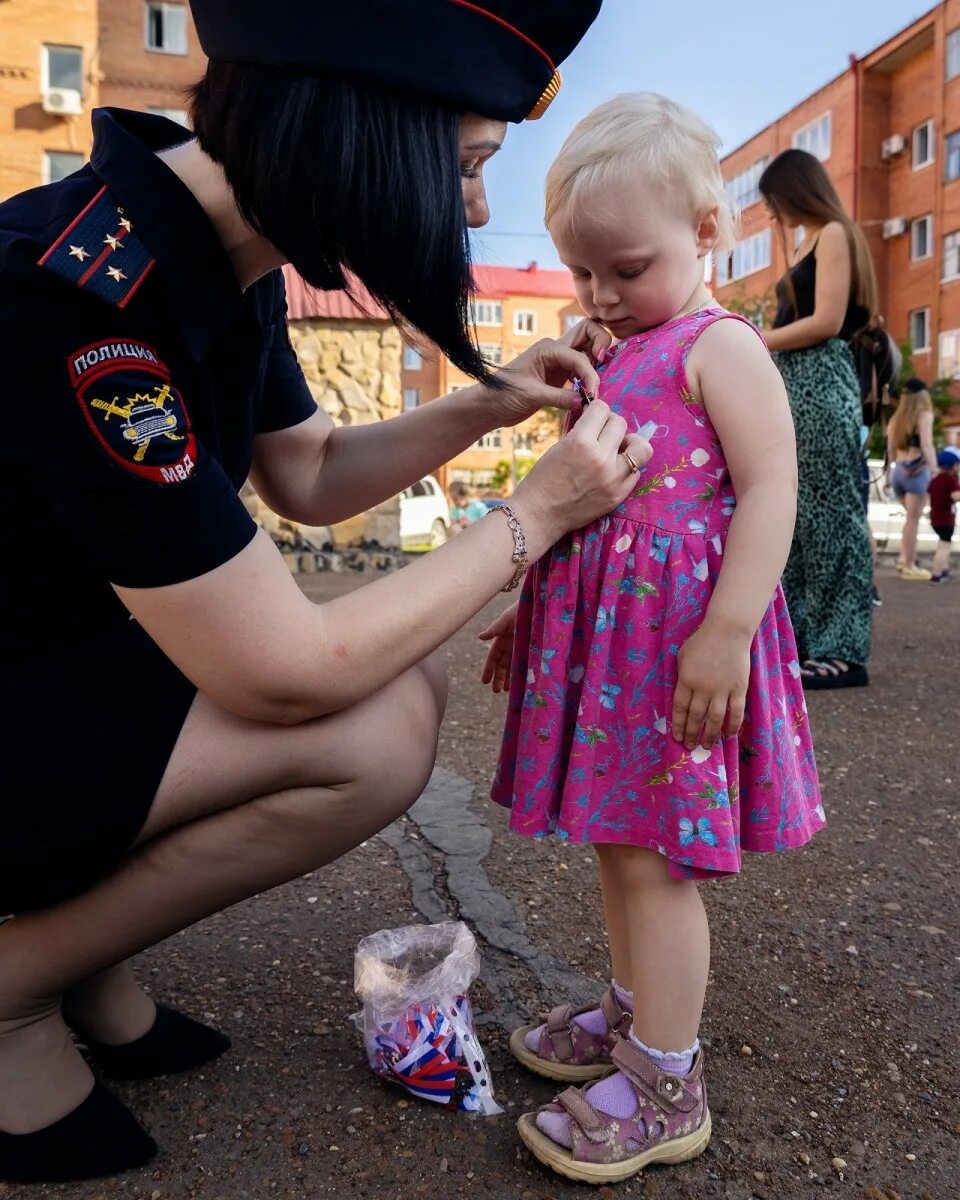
[801, 660, 869, 691]
[67, 1005, 231, 1079]
[0, 1082, 157, 1182]
[871, 583, 883, 606]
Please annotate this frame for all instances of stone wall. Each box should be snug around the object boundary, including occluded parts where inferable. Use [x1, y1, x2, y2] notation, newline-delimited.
[243, 317, 405, 557]
[287, 318, 403, 427]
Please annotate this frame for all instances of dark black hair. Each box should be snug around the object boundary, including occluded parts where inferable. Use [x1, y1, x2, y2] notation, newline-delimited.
[190, 60, 494, 382]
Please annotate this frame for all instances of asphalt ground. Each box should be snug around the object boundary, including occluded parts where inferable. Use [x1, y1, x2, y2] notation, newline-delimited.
[8, 558, 958, 1200]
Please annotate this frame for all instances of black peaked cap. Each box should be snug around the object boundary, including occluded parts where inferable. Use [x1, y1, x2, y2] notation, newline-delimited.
[188, 0, 603, 122]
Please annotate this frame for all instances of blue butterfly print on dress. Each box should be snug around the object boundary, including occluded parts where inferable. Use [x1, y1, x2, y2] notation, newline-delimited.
[649, 534, 672, 564]
[600, 683, 622, 710]
[678, 816, 718, 847]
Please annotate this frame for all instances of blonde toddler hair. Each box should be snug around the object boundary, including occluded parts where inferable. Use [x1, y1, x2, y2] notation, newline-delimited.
[545, 92, 738, 253]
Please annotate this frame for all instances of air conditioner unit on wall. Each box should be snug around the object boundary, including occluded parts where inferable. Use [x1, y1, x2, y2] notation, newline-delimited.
[881, 134, 907, 160]
[42, 87, 82, 116]
[882, 217, 908, 239]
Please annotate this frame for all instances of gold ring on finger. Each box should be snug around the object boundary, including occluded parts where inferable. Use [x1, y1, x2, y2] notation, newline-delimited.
[622, 450, 641, 474]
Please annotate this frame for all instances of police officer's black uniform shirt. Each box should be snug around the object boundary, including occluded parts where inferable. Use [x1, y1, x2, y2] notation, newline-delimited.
[0, 109, 316, 673]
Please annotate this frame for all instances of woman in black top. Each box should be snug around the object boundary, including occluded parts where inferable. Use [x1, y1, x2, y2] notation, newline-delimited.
[0, 0, 656, 1185]
[760, 149, 875, 690]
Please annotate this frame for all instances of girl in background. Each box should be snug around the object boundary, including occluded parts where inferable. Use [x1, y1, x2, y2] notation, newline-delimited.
[887, 378, 937, 580]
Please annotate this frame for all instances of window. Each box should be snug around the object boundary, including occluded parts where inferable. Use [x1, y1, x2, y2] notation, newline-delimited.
[473, 430, 502, 450]
[947, 131, 960, 181]
[793, 113, 831, 162]
[402, 346, 423, 370]
[913, 120, 934, 169]
[405, 480, 427, 498]
[402, 387, 420, 411]
[480, 343, 503, 365]
[42, 45, 83, 95]
[911, 214, 933, 261]
[564, 313, 584, 331]
[513, 310, 537, 335]
[43, 151, 84, 183]
[725, 157, 770, 210]
[716, 229, 772, 285]
[514, 431, 535, 454]
[948, 28, 960, 80]
[146, 3, 188, 54]
[469, 300, 502, 326]
[147, 106, 189, 127]
[944, 231, 960, 281]
[909, 308, 931, 352]
[939, 328, 960, 378]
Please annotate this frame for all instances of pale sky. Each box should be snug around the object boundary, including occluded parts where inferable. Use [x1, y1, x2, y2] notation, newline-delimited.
[471, 0, 934, 271]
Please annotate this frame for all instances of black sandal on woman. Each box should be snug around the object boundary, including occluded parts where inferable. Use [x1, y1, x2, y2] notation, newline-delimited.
[0, 1082, 157, 1183]
[800, 659, 869, 691]
[65, 1004, 231, 1079]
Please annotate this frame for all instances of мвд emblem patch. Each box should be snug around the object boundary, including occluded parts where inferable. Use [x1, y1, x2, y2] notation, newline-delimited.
[67, 339, 198, 485]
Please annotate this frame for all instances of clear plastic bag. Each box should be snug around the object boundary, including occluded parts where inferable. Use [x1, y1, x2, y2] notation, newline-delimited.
[351, 921, 503, 1114]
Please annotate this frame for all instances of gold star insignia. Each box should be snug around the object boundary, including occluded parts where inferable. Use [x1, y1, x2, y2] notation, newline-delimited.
[68, 244, 90, 261]
[118, 216, 133, 233]
[106, 266, 127, 282]
[104, 233, 124, 251]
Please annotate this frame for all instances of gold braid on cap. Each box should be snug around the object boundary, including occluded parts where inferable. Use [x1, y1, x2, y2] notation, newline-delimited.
[527, 69, 562, 120]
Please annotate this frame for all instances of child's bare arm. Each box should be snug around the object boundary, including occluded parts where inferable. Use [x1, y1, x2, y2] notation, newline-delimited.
[691, 319, 797, 635]
[672, 320, 797, 750]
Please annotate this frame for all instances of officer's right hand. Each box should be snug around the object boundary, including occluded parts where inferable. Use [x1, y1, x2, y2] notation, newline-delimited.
[510, 401, 651, 546]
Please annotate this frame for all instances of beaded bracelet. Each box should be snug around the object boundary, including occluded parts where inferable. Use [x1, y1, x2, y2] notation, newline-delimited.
[487, 503, 529, 592]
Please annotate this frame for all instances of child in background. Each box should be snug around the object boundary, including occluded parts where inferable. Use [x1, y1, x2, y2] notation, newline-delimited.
[929, 446, 960, 582]
[449, 481, 488, 531]
[480, 93, 824, 1185]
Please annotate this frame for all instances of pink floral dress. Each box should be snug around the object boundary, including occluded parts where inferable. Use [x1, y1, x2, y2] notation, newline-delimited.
[492, 308, 825, 880]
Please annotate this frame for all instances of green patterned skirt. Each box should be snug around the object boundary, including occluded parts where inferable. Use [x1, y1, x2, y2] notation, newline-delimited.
[772, 339, 873, 666]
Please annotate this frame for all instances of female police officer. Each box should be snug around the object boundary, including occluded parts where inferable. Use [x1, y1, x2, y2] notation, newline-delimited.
[0, 0, 651, 1183]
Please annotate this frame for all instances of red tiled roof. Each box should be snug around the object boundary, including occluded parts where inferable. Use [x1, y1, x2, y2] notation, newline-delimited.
[473, 263, 575, 299]
[282, 265, 387, 321]
[282, 261, 574, 321]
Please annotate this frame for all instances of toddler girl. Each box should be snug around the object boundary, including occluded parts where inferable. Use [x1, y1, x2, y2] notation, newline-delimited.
[481, 94, 824, 1185]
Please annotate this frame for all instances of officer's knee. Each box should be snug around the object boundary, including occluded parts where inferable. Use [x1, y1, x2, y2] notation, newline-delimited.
[415, 651, 449, 723]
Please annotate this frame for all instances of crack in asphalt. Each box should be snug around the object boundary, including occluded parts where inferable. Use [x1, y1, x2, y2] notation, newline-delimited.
[379, 766, 600, 1031]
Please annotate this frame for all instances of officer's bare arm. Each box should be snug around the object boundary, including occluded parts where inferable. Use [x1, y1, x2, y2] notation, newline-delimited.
[118, 397, 644, 725]
[249, 383, 502, 526]
[250, 336, 594, 525]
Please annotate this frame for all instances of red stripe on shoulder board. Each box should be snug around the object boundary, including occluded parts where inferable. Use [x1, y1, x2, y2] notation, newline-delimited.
[447, 0, 555, 69]
[38, 185, 109, 266]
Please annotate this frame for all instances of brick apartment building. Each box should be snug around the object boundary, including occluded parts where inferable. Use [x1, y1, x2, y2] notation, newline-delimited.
[0, 1, 202, 202]
[714, 0, 960, 438]
[0, 0, 99, 201]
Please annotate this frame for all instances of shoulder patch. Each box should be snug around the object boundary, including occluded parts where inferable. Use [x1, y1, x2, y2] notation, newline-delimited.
[68, 340, 198, 485]
[39, 186, 155, 309]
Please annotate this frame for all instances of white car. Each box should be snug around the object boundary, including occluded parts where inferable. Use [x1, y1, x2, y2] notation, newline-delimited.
[865, 457, 939, 554]
[399, 475, 451, 548]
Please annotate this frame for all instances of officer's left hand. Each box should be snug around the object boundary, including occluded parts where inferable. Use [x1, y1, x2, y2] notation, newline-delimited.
[475, 319, 613, 428]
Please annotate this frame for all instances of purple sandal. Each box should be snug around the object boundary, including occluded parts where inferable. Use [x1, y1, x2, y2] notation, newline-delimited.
[517, 1037, 711, 1184]
[509, 985, 632, 1082]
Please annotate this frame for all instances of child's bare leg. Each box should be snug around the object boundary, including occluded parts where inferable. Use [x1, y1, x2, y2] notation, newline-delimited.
[615, 846, 709, 1051]
[932, 539, 951, 576]
[596, 843, 632, 992]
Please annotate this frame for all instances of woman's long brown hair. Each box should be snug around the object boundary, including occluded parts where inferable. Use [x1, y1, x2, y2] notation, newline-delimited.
[759, 149, 877, 321]
[888, 386, 933, 452]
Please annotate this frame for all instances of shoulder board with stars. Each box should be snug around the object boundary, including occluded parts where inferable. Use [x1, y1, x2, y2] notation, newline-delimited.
[38, 185, 154, 309]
